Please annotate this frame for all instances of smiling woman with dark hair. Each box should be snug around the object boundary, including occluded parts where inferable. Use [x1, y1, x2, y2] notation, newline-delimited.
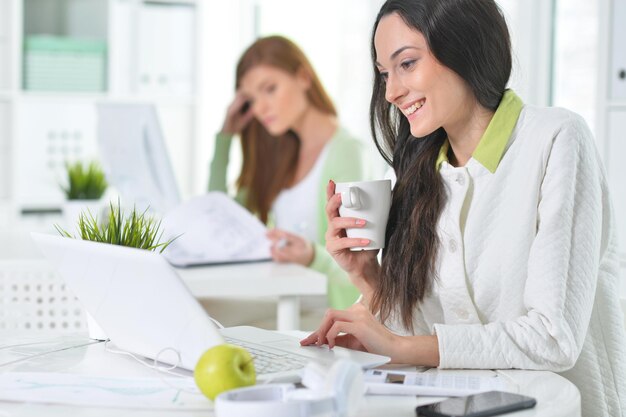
[301, 1, 626, 415]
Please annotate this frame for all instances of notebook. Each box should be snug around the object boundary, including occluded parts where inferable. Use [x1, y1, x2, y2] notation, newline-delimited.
[31, 233, 390, 382]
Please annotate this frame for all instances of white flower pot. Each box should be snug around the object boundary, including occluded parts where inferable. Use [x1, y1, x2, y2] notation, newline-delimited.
[62, 199, 103, 236]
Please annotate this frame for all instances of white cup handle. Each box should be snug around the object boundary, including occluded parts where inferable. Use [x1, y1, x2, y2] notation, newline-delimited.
[341, 186, 361, 209]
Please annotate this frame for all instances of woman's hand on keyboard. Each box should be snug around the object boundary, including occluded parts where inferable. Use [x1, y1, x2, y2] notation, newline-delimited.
[300, 303, 399, 359]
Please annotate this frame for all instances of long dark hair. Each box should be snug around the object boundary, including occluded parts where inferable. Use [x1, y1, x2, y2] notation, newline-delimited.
[370, 0, 512, 330]
[236, 36, 336, 223]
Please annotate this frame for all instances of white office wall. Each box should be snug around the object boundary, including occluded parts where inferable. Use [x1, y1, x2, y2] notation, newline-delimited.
[497, 0, 554, 107]
[553, 0, 599, 132]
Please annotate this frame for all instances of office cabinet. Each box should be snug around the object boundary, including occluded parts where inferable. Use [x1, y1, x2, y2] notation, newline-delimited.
[2, 0, 203, 210]
[136, 2, 195, 96]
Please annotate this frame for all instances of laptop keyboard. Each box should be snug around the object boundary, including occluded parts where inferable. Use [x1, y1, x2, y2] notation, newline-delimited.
[224, 337, 310, 375]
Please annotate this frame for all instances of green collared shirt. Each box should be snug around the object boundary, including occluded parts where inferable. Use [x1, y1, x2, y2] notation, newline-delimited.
[436, 90, 524, 173]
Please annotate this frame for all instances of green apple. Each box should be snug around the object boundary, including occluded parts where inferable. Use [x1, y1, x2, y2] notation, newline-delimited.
[194, 343, 256, 400]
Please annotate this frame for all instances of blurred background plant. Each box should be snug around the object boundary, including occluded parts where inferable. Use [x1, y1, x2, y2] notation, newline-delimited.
[61, 161, 108, 200]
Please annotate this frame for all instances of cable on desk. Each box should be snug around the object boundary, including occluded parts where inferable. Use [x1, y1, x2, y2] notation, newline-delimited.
[209, 317, 225, 329]
[103, 340, 201, 395]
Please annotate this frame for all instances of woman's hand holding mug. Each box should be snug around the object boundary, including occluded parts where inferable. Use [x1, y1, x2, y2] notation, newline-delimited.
[325, 179, 391, 299]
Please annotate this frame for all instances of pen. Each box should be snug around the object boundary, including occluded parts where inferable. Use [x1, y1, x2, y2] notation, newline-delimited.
[277, 238, 289, 249]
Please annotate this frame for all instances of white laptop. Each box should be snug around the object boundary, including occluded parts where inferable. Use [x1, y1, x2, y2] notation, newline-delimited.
[31, 233, 390, 381]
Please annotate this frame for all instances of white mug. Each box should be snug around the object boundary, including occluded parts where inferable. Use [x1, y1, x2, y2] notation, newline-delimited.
[335, 179, 392, 251]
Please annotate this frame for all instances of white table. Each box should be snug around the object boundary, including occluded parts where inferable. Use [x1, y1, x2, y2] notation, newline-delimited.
[0, 221, 327, 331]
[0, 332, 581, 417]
[177, 262, 326, 331]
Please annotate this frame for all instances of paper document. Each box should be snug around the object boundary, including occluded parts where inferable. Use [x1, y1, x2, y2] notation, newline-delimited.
[0, 372, 211, 410]
[162, 192, 271, 267]
[364, 369, 505, 397]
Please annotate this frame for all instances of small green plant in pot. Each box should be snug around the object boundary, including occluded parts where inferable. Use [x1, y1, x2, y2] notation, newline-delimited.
[61, 161, 108, 234]
[55, 201, 177, 339]
[56, 201, 177, 252]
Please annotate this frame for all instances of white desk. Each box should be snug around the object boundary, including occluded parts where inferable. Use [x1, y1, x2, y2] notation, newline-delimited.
[0, 332, 581, 417]
[0, 223, 327, 331]
[177, 262, 326, 331]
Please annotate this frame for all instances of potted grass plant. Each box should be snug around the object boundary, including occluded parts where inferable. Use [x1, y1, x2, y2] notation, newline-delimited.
[61, 161, 108, 234]
[56, 201, 177, 340]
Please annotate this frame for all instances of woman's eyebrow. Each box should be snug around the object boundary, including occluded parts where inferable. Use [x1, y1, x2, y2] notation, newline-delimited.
[375, 45, 422, 66]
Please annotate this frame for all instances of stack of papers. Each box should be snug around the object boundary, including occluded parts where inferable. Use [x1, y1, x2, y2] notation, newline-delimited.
[161, 192, 271, 267]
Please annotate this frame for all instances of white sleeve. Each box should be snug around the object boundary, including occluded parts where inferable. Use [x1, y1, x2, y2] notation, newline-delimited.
[434, 115, 607, 371]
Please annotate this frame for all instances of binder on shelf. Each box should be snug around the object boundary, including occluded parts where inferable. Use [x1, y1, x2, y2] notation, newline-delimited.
[23, 36, 107, 92]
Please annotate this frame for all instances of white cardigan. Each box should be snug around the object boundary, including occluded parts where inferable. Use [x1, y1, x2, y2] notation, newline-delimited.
[388, 104, 626, 417]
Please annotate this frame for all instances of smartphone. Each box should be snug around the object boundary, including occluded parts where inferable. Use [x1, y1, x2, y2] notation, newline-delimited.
[416, 391, 536, 417]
